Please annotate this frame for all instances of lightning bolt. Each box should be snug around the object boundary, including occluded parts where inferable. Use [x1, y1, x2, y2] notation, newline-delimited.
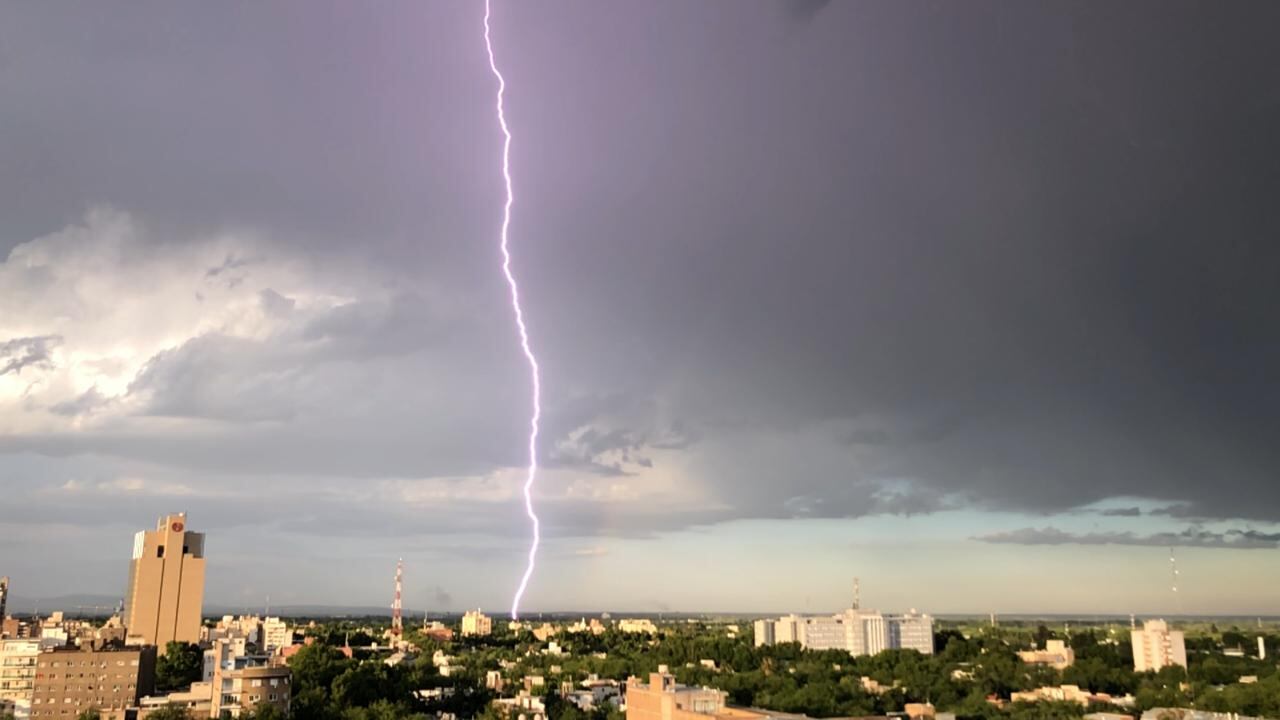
[483, 0, 542, 621]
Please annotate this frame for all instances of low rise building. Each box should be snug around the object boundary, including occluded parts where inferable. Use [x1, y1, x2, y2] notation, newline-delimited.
[567, 618, 606, 636]
[1142, 711, 1272, 720]
[139, 681, 215, 718]
[626, 670, 765, 720]
[617, 619, 658, 635]
[419, 621, 454, 643]
[29, 646, 157, 720]
[203, 638, 249, 683]
[205, 636, 292, 719]
[205, 616, 263, 647]
[1010, 686, 1135, 708]
[211, 662, 291, 719]
[1018, 639, 1076, 670]
[461, 610, 492, 637]
[485, 670, 505, 693]
[568, 677, 621, 712]
[492, 690, 545, 720]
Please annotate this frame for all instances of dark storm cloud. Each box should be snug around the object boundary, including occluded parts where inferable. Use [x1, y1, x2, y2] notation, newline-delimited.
[2, 0, 1280, 551]
[0, 336, 61, 376]
[782, 0, 834, 23]
[503, 0, 1280, 523]
[1098, 507, 1143, 518]
[976, 527, 1280, 550]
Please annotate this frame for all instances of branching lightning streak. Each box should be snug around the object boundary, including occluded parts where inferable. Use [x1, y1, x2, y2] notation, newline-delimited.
[483, 0, 542, 621]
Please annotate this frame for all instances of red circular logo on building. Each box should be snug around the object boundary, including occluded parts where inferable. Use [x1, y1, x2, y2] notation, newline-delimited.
[171, 522, 185, 532]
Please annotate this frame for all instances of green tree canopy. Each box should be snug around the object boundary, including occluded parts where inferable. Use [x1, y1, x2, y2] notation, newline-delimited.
[156, 643, 203, 693]
[145, 705, 192, 720]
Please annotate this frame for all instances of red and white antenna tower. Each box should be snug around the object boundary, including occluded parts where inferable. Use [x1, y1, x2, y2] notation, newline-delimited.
[391, 559, 404, 638]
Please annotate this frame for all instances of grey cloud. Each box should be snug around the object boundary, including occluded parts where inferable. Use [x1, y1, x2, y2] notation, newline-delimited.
[128, 333, 304, 422]
[123, 293, 476, 425]
[299, 294, 453, 357]
[205, 254, 257, 279]
[975, 527, 1280, 550]
[1151, 505, 1199, 519]
[782, 0, 833, 23]
[1098, 507, 1143, 518]
[48, 387, 109, 417]
[1, 335, 61, 376]
[258, 289, 296, 317]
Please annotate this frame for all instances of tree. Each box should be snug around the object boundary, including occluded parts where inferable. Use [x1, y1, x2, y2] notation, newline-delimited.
[543, 685, 566, 720]
[76, 710, 101, 720]
[156, 643, 203, 693]
[1033, 625, 1055, 650]
[290, 643, 354, 692]
[145, 705, 192, 720]
[241, 704, 286, 720]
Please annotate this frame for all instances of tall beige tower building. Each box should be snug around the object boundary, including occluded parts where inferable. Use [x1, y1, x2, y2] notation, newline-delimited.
[124, 513, 206, 651]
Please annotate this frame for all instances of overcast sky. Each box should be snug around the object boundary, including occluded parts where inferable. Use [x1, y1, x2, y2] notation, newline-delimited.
[2, 0, 1278, 616]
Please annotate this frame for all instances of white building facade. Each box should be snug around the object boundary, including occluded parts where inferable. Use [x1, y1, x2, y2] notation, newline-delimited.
[461, 610, 493, 637]
[0, 639, 62, 720]
[1131, 620, 1187, 672]
[261, 618, 292, 655]
[754, 608, 933, 656]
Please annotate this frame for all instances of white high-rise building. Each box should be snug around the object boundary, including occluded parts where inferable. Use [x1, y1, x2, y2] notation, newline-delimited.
[754, 608, 933, 656]
[1131, 619, 1186, 672]
[752, 619, 775, 646]
[890, 609, 934, 655]
[261, 618, 292, 655]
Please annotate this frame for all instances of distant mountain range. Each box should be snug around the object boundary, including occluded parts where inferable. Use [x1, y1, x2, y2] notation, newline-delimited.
[6, 594, 123, 615]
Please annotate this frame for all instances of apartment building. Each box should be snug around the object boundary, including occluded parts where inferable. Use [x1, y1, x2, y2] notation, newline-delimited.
[29, 646, 156, 720]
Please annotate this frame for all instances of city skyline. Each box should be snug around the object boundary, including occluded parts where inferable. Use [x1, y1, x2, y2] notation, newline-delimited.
[2, 1, 1279, 615]
[1, 510, 1276, 617]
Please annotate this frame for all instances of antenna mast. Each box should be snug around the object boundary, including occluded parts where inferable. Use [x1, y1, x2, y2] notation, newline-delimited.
[1169, 547, 1182, 615]
[392, 559, 404, 639]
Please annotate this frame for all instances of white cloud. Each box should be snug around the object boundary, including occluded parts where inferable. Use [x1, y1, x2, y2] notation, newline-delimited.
[0, 207, 367, 432]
